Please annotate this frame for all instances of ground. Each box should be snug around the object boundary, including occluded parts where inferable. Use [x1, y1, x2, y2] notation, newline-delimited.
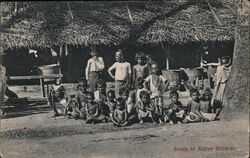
[0, 85, 249, 158]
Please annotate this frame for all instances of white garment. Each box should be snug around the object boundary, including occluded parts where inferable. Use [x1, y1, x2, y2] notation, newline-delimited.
[85, 57, 105, 80]
[144, 75, 167, 98]
[108, 62, 132, 81]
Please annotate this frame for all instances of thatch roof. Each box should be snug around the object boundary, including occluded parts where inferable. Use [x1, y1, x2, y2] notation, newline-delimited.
[0, 1, 236, 50]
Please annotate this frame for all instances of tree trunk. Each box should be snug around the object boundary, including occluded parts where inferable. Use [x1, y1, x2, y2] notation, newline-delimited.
[225, 0, 249, 114]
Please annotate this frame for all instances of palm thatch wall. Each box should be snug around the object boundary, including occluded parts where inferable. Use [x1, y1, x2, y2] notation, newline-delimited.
[1, 0, 236, 50]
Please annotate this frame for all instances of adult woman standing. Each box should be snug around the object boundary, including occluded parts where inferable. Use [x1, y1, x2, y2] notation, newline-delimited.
[85, 51, 105, 92]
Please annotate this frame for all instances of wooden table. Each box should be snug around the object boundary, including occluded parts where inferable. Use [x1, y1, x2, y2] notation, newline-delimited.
[8, 74, 63, 98]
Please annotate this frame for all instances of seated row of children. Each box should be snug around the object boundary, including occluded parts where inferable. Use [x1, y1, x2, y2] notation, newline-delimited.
[49, 75, 218, 127]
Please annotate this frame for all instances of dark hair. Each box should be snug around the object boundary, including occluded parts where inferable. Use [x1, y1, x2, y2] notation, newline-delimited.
[78, 77, 87, 84]
[116, 97, 125, 105]
[136, 77, 144, 86]
[170, 91, 179, 98]
[90, 50, 98, 55]
[95, 79, 106, 89]
[86, 91, 94, 99]
[190, 88, 200, 96]
[221, 56, 231, 65]
[119, 87, 130, 96]
[107, 90, 115, 97]
[139, 90, 150, 99]
[135, 52, 146, 60]
[201, 88, 212, 99]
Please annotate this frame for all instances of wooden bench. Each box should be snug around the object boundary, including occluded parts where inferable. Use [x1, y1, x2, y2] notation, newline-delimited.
[8, 74, 63, 98]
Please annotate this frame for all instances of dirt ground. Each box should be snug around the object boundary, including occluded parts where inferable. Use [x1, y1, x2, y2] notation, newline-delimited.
[0, 86, 249, 158]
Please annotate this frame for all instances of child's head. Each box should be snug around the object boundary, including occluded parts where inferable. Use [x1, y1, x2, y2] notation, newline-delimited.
[190, 89, 200, 101]
[90, 50, 98, 57]
[201, 88, 212, 101]
[95, 79, 106, 93]
[136, 77, 144, 89]
[170, 91, 179, 104]
[150, 62, 159, 74]
[146, 54, 153, 64]
[107, 90, 116, 102]
[86, 92, 95, 103]
[116, 97, 125, 110]
[77, 77, 88, 91]
[115, 50, 124, 62]
[221, 56, 231, 66]
[119, 87, 130, 101]
[135, 52, 145, 65]
[139, 90, 150, 104]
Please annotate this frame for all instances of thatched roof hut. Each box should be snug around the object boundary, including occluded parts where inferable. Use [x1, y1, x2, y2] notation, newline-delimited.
[1, 0, 236, 50]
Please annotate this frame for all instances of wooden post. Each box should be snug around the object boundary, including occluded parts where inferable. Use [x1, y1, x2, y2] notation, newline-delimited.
[166, 45, 170, 70]
[40, 78, 45, 97]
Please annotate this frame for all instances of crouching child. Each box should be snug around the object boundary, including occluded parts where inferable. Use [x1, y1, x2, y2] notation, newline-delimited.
[164, 91, 187, 124]
[111, 97, 128, 127]
[183, 89, 210, 123]
[136, 91, 159, 124]
[85, 92, 108, 124]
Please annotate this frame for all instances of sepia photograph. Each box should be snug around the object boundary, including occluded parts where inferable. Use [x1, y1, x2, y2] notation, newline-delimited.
[0, 1, 249, 158]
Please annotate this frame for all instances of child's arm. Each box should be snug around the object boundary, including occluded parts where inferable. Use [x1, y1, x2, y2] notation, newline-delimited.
[64, 101, 71, 116]
[143, 76, 150, 90]
[108, 63, 116, 79]
[160, 75, 169, 91]
[92, 106, 99, 117]
[194, 105, 209, 121]
[85, 104, 91, 118]
[132, 66, 137, 86]
[121, 110, 128, 124]
[136, 102, 145, 111]
[85, 59, 91, 80]
[97, 57, 105, 71]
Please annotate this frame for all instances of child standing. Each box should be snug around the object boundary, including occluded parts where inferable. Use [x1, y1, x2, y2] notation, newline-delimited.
[111, 97, 128, 127]
[108, 50, 132, 97]
[144, 62, 168, 107]
[165, 91, 186, 124]
[184, 89, 210, 123]
[85, 92, 108, 124]
[136, 91, 158, 124]
[133, 52, 149, 87]
[85, 51, 105, 92]
[94, 79, 110, 117]
[135, 77, 149, 103]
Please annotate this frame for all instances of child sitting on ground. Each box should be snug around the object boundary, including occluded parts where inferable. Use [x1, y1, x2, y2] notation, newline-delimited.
[136, 91, 159, 124]
[144, 62, 168, 108]
[183, 89, 210, 123]
[133, 52, 149, 88]
[164, 91, 187, 124]
[85, 92, 108, 124]
[64, 99, 84, 119]
[105, 90, 117, 117]
[120, 88, 138, 125]
[48, 82, 70, 117]
[199, 89, 216, 121]
[111, 97, 128, 127]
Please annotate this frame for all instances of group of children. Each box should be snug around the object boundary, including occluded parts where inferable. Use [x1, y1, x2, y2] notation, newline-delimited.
[49, 50, 219, 127]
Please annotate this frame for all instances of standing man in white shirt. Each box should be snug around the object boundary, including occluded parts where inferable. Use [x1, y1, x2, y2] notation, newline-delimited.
[85, 51, 105, 92]
[108, 50, 132, 98]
